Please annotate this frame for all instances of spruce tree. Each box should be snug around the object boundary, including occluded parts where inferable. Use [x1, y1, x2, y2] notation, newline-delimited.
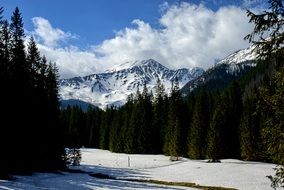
[240, 89, 263, 161]
[8, 7, 31, 170]
[27, 37, 42, 84]
[227, 82, 242, 158]
[0, 7, 65, 174]
[245, 0, 284, 187]
[0, 17, 11, 77]
[245, 0, 284, 59]
[207, 103, 222, 162]
[152, 79, 167, 153]
[10, 7, 26, 76]
[164, 79, 182, 157]
[122, 99, 135, 153]
[0, 6, 10, 179]
[130, 83, 152, 154]
[188, 86, 210, 159]
[126, 102, 139, 153]
[99, 107, 114, 150]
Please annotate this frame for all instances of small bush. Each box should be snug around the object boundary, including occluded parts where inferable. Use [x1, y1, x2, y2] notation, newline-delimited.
[267, 166, 284, 190]
[64, 148, 82, 166]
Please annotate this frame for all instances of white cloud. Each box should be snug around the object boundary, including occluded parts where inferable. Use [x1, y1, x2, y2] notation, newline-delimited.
[37, 45, 102, 79]
[32, 2, 254, 79]
[94, 3, 253, 70]
[32, 17, 76, 48]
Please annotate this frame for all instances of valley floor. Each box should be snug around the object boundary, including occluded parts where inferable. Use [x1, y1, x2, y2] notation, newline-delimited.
[0, 149, 277, 190]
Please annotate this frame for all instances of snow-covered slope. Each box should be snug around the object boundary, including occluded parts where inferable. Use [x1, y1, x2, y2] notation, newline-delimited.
[1, 149, 276, 190]
[217, 45, 257, 74]
[60, 59, 204, 109]
[181, 45, 257, 94]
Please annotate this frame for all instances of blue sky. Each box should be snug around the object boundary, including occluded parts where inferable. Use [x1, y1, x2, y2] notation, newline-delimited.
[1, 0, 267, 78]
[2, 0, 173, 47]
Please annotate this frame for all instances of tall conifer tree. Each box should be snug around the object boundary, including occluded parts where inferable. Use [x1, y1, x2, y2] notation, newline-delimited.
[188, 87, 210, 159]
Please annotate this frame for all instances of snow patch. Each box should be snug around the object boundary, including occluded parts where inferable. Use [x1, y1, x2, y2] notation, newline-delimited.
[1, 149, 276, 190]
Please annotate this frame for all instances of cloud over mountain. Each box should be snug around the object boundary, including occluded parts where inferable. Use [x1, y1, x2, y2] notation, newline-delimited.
[31, 2, 254, 79]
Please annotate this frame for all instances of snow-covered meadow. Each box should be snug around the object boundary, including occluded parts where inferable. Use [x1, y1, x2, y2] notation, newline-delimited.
[0, 149, 277, 190]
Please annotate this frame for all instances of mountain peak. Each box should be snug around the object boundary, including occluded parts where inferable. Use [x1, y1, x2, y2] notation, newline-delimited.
[139, 59, 168, 69]
[106, 59, 166, 73]
[60, 59, 204, 109]
[217, 45, 257, 65]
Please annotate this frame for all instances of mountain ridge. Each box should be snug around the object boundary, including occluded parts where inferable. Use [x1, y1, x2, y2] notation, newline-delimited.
[60, 59, 204, 109]
[180, 45, 257, 94]
[60, 45, 257, 109]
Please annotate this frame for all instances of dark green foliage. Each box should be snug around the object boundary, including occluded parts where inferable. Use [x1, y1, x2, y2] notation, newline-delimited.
[86, 106, 102, 147]
[240, 91, 263, 161]
[207, 95, 223, 161]
[226, 82, 242, 158]
[164, 80, 182, 156]
[188, 87, 210, 159]
[0, 7, 65, 178]
[245, 0, 284, 187]
[99, 106, 114, 149]
[152, 79, 168, 153]
[122, 100, 135, 153]
[180, 62, 255, 96]
[136, 84, 153, 153]
[0, 20, 11, 75]
[58, 4, 283, 184]
[259, 62, 284, 164]
[109, 109, 124, 152]
[245, 0, 284, 59]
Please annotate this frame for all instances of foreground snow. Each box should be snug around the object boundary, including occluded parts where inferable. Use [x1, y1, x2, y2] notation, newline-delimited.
[0, 149, 277, 190]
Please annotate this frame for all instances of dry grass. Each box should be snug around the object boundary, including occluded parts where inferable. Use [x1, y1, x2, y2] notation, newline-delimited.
[90, 172, 237, 190]
[134, 179, 237, 190]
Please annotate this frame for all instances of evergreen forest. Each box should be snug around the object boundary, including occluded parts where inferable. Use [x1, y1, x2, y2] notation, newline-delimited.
[0, 7, 65, 178]
[0, 0, 283, 188]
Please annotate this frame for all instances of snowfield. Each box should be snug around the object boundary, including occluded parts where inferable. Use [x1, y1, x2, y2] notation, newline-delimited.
[0, 149, 277, 190]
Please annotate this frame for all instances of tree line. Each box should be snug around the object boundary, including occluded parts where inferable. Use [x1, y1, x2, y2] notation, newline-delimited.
[60, 60, 280, 163]
[0, 1, 282, 188]
[0, 7, 65, 178]
[60, 3, 283, 187]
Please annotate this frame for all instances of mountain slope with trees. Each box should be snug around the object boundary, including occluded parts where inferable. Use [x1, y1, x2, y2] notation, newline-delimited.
[60, 4, 283, 187]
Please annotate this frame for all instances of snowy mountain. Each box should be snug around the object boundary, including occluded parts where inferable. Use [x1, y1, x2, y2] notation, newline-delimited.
[217, 45, 257, 73]
[60, 59, 204, 109]
[180, 45, 257, 94]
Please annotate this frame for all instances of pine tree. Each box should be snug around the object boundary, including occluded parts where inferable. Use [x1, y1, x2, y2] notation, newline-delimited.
[0, 7, 65, 176]
[109, 109, 125, 152]
[27, 37, 42, 84]
[207, 101, 222, 162]
[99, 107, 114, 150]
[188, 86, 210, 159]
[226, 82, 242, 158]
[152, 79, 167, 153]
[164, 79, 182, 157]
[8, 7, 32, 171]
[245, 0, 284, 59]
[240, 89, 263, 161]
[10, 7, 26, 76]
[136, 83, 152, 153]
[0, 18, 11, 78]
[85, 106, 101, 147]
[0, 6, 10, 179]
[41, 62, 65, 169]
[122, 99, 135, 153]
[245, 0, 284, 187]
